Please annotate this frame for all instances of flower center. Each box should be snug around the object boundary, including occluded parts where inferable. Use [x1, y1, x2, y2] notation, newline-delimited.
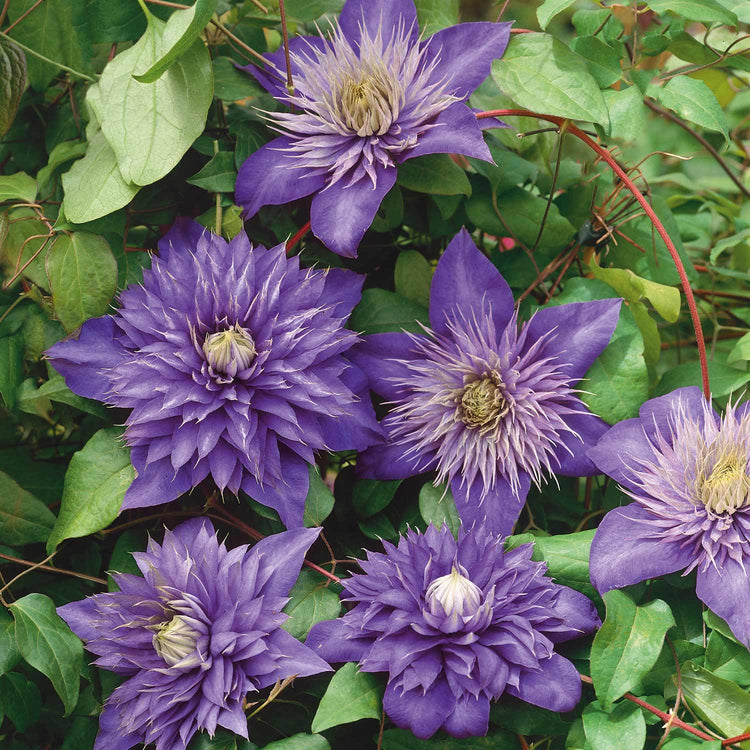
[339, 75, 395, 136]
[699, 451, 750, 515]
[203, 324, 256, 376]
[425, 565, 482, 618]
[152, 614, 201, 667]
[457, 372, 508, 432]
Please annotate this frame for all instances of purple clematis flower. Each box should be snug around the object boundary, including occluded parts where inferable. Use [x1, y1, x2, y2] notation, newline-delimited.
[46, 219, 382, 527]
[306, 524, 599, 739]
[588, 387, 750, 649]
[235, 0, 511, 257]
[351, 229, 621, 535]
[58, 519, 330, 750]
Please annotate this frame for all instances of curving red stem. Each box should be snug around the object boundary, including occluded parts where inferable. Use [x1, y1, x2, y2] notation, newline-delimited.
[475, 109, 710, 400]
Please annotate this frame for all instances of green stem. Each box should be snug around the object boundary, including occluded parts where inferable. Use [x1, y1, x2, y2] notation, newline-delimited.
[0, 31, 96, 82]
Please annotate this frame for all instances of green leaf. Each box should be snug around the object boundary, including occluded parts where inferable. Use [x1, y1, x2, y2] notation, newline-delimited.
[282, 0, 343, 23]
[394, 250, 432, 308]
[46, 231, 118, 332]
[358, 512, 398, 542]
[0, 470, 56, 546]
[352, 479, 401, 519]
[187, 152, 237, 192]
[414, 0, 459, 36]
[189, 728, 259, 749]
[537, 0, 578, 30]
[212, 56, 264, 101]
[467, 186, 576, 253]
[709, 227, 750, 264]
[678, 662, 750, 737]
[349, 288, 428, 335]
[398, 154, 471, 196]
[603, 86, 648, 143]
[652, 77, 730, 142]
[590, 590, 676, 707]
[656, 360, 750, 398]
[107, 529, 145, 592]
[419, 482, 461, 536]
[0, 671, 40, 732]
[490, 701, 571, 736]
[646, 0, 738, 26]
[569, 37, 623, 88]
[491, 33, 609, 126]
[0, 333, 23, 409]
[282, 569, 341, 640]
[0, 37, 26, 138]
[262, 735, 330, 750]
[10, 593, 84, 715]
[303, 465, 335, 527]
[582, 701, 646, 750]
[588, 257, 681, 321]
[381, 729, 518, 749]
[133, 0, 217, 83]
[581, 305, 649, 425]
[507, 529, 596, 597]
[705, 631, 750, 686]
[0, 610, 20, 675]
[37, 140, 88, 191]
[728, 332, 750, 365]
[0, 172, 37, 203]
[6, 0, 91, 91]
[85, 0, 147, 44]
[311, 662, 383, 733]
[91, 10, 213, 186]
[661, 739, 720, 750]
[46, 428, 135, 554]
[61, 127, 141, 224]
[17, 373, 107, 418]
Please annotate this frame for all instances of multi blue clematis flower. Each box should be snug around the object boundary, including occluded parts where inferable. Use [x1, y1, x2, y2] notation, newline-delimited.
[58, 519, 331, 750]
[352, 229, 621, 535]
[306, 523, 600, 739]
[46, 219, 382, 527]
[588, 387, 750, 648]
[235, 0, 511, 257]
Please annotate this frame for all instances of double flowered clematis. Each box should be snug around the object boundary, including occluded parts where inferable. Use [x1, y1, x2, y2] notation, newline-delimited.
[306, 524, 600, 739]
[236, 0, 511, 257]
[58, 519, 330, 750]
[46, 219, 382, 527]
[352, 229, 621, 535]
[588, 387, 750, 648]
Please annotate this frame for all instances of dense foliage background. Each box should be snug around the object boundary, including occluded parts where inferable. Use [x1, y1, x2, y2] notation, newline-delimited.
[3, 0, 750, 748]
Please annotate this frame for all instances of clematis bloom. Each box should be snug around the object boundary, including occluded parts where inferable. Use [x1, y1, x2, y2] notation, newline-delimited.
[46, 219, 382, 527]
[588, 387, 750, 648]
[352, 229, 621, 535]
[58, 519, 330, 750]
[306, 524, 600, 739]
[236, 0, 511, 257]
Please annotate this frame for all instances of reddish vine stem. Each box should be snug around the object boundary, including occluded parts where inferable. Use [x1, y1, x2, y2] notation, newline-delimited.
[476, 109, 710, 400]
[287, 220, 311, 253]
[0, 552, 107, 589]
[723, 730, 750, 746]
[207, 501, 341, 584]
[3, 0, 44, 34]
[578, 674, 714, 742]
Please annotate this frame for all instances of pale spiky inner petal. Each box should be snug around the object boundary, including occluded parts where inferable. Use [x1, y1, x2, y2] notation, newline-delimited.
[426, 565, 482, 619]
[152, 613, 201, 668]
[267, 20, 457, 187]
[623, 397, 750, 571]
[203, 323, 257, 380]
[386, 309, 588, 499]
